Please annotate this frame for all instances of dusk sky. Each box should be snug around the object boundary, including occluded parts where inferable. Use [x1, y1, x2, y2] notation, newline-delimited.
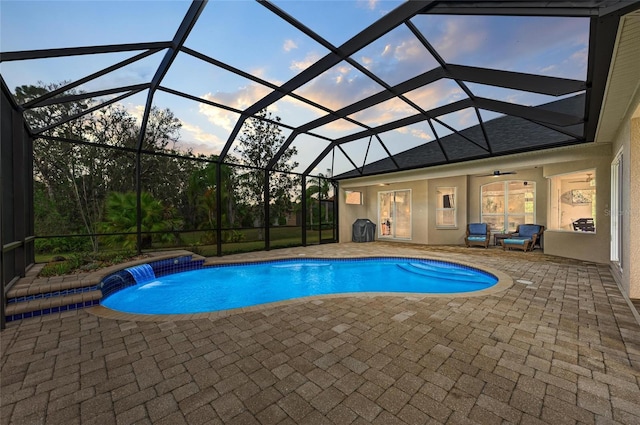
[0, 0, 589, 176]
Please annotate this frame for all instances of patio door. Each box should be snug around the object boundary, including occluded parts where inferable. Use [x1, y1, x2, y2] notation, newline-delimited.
[378, 190, 411, 239]
[611, 150, 623, 270]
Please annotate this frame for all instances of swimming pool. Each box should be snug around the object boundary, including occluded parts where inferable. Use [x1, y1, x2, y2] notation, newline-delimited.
[101, 257, 498, 315]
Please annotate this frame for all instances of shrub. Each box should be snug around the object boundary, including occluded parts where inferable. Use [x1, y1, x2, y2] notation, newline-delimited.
[38, 250, 137, 277]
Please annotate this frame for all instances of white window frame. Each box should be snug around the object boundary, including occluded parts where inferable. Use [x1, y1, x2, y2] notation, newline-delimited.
[611, 149, 623, 267]
[436, 186, 457, 229]
[481, 180, 536, 233]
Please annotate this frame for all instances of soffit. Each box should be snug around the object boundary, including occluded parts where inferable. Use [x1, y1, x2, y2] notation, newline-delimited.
[596, 9, 640, 142]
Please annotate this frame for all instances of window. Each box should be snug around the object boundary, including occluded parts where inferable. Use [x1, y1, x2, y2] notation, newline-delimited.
[548, 170, 596, 232]
[378, 190, 411, 239]
[345, 190, 363, 205]
[481, 181, 535, 233]
[436, 187, 456, 228]
[611, 151, 623, 266]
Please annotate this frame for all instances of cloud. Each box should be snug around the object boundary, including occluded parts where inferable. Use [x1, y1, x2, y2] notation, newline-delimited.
[434, 19, 486, 62]
[198, 102, 238, 133]
[248, 67, 268, 80]
[290, 52, 322, 72]
[414, 15, 588, 80]
[539, 64, 557, 74]
[395, 125, 433, 142]
[358, 0, 379, 11]
[199, 83, 271, 131]
[354, 28, 439, 86]
[360, 56, 373, 66]
[411, 128, 432, 141]
[295, 63, 382, 112]
[176, 139, 223, 157]
[113, 101, 226, 156]
[283, 39, 297, 52]
[132, 104, 146, 121]
[179, 120, 224, 148]
[447, 108, 477, 129]
[393, 38, 429, 63]
[349, 97, 415, 127]
[405, 80, 465, 112]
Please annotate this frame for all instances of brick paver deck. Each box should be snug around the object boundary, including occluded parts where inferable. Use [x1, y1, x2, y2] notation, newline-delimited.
[2, 242, 639, 424]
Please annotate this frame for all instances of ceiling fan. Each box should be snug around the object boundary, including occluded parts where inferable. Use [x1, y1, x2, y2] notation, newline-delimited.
[478, 170, 517, 177]
[569, 173, 593, 183]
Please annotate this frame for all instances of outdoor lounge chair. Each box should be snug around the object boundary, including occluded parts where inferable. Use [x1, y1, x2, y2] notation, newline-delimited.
[465, 223, 490, 248]
[502, 224, 544, 252]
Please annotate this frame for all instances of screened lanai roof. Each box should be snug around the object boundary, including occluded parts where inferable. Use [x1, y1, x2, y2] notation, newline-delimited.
[1, 0, 639, 179]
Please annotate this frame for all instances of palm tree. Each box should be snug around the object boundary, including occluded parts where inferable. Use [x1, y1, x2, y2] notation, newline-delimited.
[186, 161, 236, 230]
[99, 191, 182, 249]
[301, 173, 331, 226]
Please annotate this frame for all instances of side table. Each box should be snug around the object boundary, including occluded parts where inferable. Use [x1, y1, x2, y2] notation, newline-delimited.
[494, 233, 511, 246]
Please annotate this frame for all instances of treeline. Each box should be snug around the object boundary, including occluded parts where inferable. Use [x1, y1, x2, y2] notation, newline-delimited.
[19, 83, 330, 254]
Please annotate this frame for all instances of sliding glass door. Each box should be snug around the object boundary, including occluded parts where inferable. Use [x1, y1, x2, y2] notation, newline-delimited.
[378, 190, 411, 239]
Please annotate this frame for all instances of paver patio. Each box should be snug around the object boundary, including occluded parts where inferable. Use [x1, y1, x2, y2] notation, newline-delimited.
[1, 242, 639, 424]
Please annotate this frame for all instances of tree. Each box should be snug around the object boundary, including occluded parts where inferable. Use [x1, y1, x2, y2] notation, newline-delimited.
[296, 172, 332, 226]
[16, 82, 194, 252]
[99, 192, 182, 250]
[233, 109, 298, 237]
[17, 83, 102, 247]
[185, 159, 237, 231]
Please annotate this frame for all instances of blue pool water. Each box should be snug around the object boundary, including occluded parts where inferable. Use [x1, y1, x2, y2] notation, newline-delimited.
[101, 258, 498, 315]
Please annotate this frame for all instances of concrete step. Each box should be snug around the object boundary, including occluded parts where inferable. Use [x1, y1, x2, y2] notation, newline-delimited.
[4, 251, 206, 323]
[5, 290, 102, 322]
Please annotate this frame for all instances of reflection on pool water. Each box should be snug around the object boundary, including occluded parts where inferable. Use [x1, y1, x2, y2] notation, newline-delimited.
[101, 257, 498, 315]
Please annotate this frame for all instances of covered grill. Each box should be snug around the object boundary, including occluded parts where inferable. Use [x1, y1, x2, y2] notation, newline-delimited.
[352, 219, 376, 243]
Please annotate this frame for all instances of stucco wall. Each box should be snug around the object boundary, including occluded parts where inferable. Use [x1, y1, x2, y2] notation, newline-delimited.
[340, 178, 470, 245]
[339, 182, 430, 243]
[609, 92, 640, 298]
[426, 176, 468, 245]
[338, 186, 369, 242]
[542, 154, 612, 264]
[338, 143, 615, 264]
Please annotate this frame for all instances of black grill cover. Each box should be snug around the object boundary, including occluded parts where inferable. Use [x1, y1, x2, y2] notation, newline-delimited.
[352, 219, 376, 242]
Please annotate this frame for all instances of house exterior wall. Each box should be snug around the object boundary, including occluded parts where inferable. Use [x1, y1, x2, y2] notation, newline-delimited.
[541, 154, 612, 264]
[338, 144, 613, 264]
[426, 176, 467, 245]
[467, 167, 547, 232]
[611, 91, 640, 298]
[340, 181, 429, 244]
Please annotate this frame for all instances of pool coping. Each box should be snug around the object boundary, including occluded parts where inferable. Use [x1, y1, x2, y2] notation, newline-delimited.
[88, 254, 513, 322]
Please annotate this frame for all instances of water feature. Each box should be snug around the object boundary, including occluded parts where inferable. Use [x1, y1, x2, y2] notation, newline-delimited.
[125, 264, 156, 284]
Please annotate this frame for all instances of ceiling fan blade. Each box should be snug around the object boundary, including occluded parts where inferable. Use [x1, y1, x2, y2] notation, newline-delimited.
[477, 170, 517, 177]
[569, 174, 592, 183]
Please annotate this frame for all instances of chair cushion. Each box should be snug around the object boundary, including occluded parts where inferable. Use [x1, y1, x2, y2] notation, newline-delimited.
[468, 223, 487, 235]
[504, 238, 527, 245]
[517, 225, 541, 238]
[467, 236, 487, 242]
